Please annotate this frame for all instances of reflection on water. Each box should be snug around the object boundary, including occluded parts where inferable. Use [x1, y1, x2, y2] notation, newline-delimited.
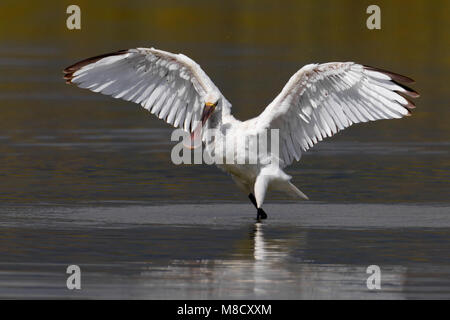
[0, 204, 449, 299]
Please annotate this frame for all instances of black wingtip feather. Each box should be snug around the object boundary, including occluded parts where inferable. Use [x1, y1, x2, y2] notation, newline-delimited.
[63, 49, 129, 83]
[363, 65, 420, 103]
[363, 65, 415, 84]
[396, 91, 417, 110]
[392, 80, 420, 98]
[363, 65, 419, 117]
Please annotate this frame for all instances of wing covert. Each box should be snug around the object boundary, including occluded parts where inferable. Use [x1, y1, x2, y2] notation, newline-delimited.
[64, 47, 228, 132]
[256, 62, 419, 167]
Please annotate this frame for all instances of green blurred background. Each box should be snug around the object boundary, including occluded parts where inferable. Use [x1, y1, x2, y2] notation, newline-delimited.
[1, 0, 449, 131]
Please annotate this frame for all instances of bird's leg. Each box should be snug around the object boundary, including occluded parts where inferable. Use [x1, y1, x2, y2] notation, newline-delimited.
[248, 193, 268, 220]
[248, 193, 257, 207]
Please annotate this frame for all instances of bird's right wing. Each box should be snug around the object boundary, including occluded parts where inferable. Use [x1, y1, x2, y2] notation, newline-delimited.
[64, 47, 229, 132]
[256, 62, 419, 167]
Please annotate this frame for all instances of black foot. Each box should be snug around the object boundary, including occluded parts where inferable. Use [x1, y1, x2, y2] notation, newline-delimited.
[257, 208, 268, 220]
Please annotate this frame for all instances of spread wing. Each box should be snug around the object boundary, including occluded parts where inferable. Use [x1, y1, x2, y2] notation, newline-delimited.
[256, 62, 419, 167]
[64, 47, 228, 132]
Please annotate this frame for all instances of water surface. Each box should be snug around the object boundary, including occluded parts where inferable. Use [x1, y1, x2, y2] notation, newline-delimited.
[0, 0, 449, 299]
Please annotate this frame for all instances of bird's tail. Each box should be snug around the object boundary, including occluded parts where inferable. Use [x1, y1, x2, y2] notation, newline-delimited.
[278, 181, 309, 200]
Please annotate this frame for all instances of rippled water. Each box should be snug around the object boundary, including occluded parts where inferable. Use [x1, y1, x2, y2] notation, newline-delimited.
[1, 203, 449, 299]
[0, 0, 449, 299]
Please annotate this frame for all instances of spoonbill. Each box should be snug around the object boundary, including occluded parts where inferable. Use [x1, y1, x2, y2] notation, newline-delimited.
[64, 47, 419, 220]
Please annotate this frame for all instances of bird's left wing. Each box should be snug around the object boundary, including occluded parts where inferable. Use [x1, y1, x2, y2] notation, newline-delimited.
[64, 47, 228, 132]
[256, 62, 419, 167]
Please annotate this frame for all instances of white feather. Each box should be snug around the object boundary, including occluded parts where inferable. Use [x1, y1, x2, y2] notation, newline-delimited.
[67, 47, 227, 132]
[256, 62, 415, 166]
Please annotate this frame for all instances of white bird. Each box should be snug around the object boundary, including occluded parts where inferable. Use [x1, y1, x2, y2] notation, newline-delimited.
[64, 47, 419, 220]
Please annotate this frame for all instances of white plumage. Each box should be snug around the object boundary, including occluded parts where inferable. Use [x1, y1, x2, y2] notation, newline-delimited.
[64, 47, 419, 220]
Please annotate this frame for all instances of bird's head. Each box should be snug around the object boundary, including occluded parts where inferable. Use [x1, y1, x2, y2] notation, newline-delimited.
[201, 92, 220, 126]
[187, 92, 220, 149]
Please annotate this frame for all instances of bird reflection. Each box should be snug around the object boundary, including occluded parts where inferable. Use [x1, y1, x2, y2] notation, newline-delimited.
[253, 222, 265, 261]
[251, 222, 290, 295]
[135, 222, 406, 299]
[252, 222, 291, 261]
